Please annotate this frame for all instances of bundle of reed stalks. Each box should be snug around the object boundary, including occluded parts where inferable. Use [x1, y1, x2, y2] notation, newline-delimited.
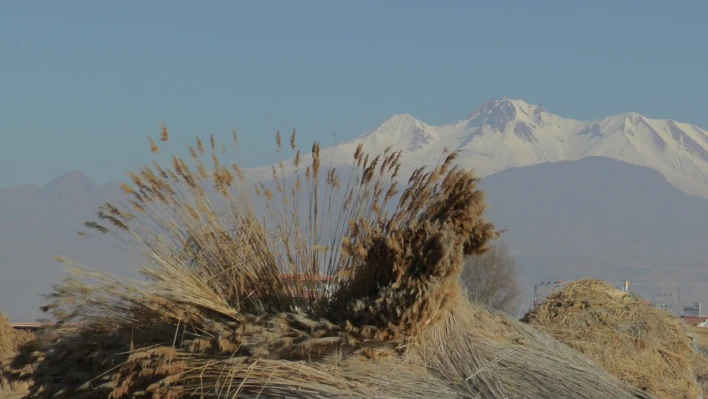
[0, 312, 35, 396]
[690, 326, 708, 393]
[12, 127, 657, 398]
[524, 278, 708, 399]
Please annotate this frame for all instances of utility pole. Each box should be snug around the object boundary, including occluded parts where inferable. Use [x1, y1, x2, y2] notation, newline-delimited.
[652, 293, 673, 312]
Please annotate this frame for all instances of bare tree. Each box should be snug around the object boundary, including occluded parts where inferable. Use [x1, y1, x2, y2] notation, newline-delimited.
[460, 240, 520, 313]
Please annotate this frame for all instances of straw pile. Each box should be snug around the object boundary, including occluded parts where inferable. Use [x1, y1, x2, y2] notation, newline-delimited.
[12, 129, 656, 398]
[523, 278, 708, 399]
[0, 312, 35, 397]
[692, 326, 708, 357]
[691, 326, 708, 394]
[414, 298, 655, 398]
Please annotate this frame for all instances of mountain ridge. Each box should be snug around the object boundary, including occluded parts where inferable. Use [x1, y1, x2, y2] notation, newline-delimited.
[245, 98, 708, 199]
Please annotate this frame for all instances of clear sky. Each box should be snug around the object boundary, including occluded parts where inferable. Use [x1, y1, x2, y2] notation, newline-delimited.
[1, 1, 707, 186]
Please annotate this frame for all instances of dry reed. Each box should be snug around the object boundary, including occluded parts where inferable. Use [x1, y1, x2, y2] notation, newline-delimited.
[13, 127, 658, 398]
[690, 326, 708, 395]
[523, 278, 708, 399]
[416, 298, 654, 398]
[0, 312, 35, 395]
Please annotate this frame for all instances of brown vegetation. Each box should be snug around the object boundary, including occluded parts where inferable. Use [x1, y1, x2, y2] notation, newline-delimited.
[523, 278, 708, 399]
[0, 313, 35, 396]
[690, 326, 708, 393]
[8, 129, 656, 398]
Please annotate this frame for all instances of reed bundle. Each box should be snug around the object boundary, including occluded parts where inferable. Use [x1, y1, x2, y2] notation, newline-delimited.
[524, 279, 708, 399]
[11, 128, 656, 398]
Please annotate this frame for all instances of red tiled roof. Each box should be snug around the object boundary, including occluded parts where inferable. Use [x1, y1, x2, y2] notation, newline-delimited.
[680, 316, 708, 326]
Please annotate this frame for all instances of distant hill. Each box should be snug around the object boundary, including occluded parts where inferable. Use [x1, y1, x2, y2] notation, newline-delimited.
[0, 172, 138, 321]
[480, 157, 708, 312]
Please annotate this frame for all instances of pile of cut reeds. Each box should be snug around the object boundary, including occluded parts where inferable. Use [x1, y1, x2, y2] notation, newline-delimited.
[524, 278, 708, 399]
[0, 312, 35, 396]
[414, 298, 656, 398]
[12, 128, 657, 398]
[690, 326, 708, 394]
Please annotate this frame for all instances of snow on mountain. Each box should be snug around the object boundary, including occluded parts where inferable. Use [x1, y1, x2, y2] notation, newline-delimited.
[245, 97, 708, 198]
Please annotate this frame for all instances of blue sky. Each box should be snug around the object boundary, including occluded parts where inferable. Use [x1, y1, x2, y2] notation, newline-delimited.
[1, 1, 707, 186]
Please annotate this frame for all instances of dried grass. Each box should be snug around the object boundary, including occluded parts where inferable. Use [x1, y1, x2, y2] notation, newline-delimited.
[416, 298, 654, 398]
[692, 326, 708, 356]
[690, 326, 708, 395]
[11, 128, 658, 398]
[0, 312, 35, 395]
[523, 278, 708, 399]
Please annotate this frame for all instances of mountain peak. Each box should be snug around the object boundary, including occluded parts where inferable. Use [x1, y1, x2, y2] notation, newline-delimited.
[359, 113, 435, 152]
[465, 98, 547, 131]
[366, 113, 425, 136]
[37, 171, 98, 199]
[474, 97, 535, 112]
[47, 170, 94, 186]
[379, 113, 420, 126]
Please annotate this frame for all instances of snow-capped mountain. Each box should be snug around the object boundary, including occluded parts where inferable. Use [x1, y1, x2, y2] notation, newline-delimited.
[246, 98, 708, 198]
